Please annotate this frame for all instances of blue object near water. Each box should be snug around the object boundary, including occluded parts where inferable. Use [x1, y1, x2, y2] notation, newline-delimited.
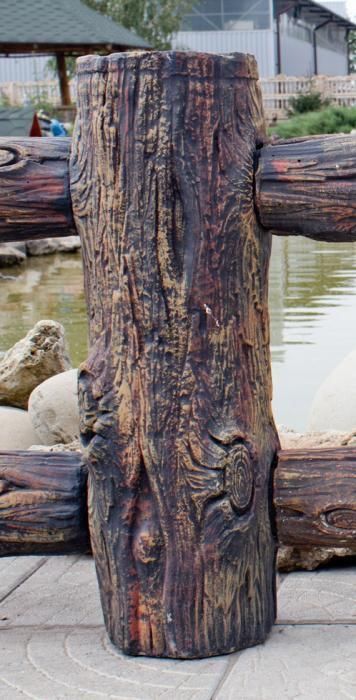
[50, 119, 67, 136]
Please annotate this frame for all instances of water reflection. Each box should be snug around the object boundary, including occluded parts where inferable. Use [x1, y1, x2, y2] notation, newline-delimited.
[1, 239, 356, 432]
[270, 237, 356, 430]
[0, 253, 88, 368]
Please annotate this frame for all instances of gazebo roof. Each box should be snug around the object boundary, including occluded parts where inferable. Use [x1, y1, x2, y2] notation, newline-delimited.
[0, 0, 150, 53]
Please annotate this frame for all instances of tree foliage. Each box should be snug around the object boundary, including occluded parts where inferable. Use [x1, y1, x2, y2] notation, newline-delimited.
[270, 105, 356, 139]
[83, 0, 194, 49]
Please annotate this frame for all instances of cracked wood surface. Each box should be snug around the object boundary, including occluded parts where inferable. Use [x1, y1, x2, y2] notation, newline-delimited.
[0, 451, 89, 555]
[256, 134, 356, 241]
[70, 50, 279, 659]
[275, 448, 356, 547]
[0, 137, 75, 242]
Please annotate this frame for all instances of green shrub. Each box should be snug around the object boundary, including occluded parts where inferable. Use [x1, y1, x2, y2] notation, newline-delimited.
[288, 91, 329, 115]
[270, 105, 356, 139]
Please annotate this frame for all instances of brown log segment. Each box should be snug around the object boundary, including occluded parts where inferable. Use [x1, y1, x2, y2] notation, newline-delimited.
[255, 134, 356, 242]
[275, 448, 356, 547]
[70, 51, 279, 659]
[1, 446, 356, 558]
[0, 451, 89, 555]
[0, 137, 76, 243]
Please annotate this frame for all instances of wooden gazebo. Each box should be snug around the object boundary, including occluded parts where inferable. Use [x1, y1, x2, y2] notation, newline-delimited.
[0, 0, 150, 106]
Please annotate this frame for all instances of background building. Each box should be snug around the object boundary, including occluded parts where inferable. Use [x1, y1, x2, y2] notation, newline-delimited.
[173, 0, 356, 77]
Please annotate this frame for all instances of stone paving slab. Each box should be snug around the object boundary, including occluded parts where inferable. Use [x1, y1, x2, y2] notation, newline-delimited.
[215, 625, 356, 700]
[0, 627, 229, 700]
[0, 555, 355, 699]
[0, 555, 103, 629]
[0, 556, 47, 604]
[277, 568, 356, 624]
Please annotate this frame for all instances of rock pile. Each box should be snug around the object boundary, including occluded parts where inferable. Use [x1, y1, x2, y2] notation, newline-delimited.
[0, 236, 81, 267]
[0, 321, 80, 451]
[0, 320, 71, 409]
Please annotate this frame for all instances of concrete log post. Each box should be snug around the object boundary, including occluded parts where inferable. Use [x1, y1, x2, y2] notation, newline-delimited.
[70, 51, 279, 659]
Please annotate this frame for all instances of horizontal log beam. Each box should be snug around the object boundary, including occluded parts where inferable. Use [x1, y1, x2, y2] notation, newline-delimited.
[1, 447, 355, 556]
[3, 133, 356, 245]
[275, 447, 356, 547]
[0, 451, 89, 555]
[0, 137, 76, 242]
[256, 134, 356, 242]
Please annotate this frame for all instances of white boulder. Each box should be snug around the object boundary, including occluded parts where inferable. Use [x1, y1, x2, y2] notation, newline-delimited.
[28, 368, 79, 445]
[0, 320, 71, 409]
[308, 349, 356, 431]
[0, 407, 38, 450]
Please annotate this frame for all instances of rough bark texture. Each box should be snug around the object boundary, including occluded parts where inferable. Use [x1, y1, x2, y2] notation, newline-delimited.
[256, 134, 356, 241]
[0, 137, 75, 242]
[0, 451, 89, 555]
[275, 448, 356, 547]
[71, 50, 279, 659]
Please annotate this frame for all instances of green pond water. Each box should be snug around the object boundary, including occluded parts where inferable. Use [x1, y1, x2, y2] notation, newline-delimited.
[1, 237, 356, 431]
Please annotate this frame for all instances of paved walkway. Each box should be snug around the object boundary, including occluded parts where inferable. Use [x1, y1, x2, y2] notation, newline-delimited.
[0, 555, 355, 699]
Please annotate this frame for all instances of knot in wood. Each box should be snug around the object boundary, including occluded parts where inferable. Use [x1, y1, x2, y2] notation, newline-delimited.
[0, 479, 9, 494]
[223, 445, 254, 514]
[132, 526, 163, 565]
[325, 508, 356, 532]
[0, 147, 18, 168]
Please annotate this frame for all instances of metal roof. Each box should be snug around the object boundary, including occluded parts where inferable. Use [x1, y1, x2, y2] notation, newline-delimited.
[0, 0, 150, 51]
[274, 0, 356, 28]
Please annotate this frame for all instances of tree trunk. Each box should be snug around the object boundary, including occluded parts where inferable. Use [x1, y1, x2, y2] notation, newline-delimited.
[275, 448, 356, 547]
[0, 451, 88, 556]
[255, 134, 356, 242]
[0, 137, 75, 242]
[70, 50, 279, 659]
[56, 54, 72, 107]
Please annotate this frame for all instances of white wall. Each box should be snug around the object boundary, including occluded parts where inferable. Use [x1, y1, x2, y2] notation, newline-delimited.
[172, 29, 275, 77]
[280, 34, 314, 76]
[317, 44, 348, 75]
[0, 55, 51, 83]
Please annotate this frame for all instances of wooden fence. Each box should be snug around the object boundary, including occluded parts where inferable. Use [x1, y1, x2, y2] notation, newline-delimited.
[0, 51, 356, 660]
[1, 74, 356, 122]
[0, 78, 76, 108]
[261, 74, 356, 122]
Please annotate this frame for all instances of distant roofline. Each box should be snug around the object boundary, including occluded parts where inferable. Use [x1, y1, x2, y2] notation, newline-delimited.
[275, 0, 356, 29]
[0, 43, 150, 55]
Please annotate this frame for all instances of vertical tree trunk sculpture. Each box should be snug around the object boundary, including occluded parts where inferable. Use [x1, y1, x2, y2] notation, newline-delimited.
[70, 51, 279, 658]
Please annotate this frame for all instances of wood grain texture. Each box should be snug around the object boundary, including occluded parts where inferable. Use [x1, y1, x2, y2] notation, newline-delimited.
[0, 451, 89, 555]
[256, 134, 356, 241]
[0, 137, 76, 242]
[70, 50, 279, 659]
[275, 448, 356, 547]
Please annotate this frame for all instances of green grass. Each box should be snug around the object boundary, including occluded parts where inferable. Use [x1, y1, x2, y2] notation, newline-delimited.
[270, 105, 356, 139]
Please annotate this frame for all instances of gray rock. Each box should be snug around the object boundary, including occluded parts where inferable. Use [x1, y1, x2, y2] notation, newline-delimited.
[0, 245, 26, 267]
[0, 320, 71, 409]
[278, 545, 355, 572]
[26, 236, 81, 256]
[278, 426, 349, 450]
[28, 439, 81, 453]
[28, 368, 79, 446]
[0, 406, 38, 449]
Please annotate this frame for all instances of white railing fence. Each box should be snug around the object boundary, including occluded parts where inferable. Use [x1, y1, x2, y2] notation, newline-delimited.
[260, 75, 356, 122]
[0, 79, 77, 108]
[1, 75, 356, 123]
